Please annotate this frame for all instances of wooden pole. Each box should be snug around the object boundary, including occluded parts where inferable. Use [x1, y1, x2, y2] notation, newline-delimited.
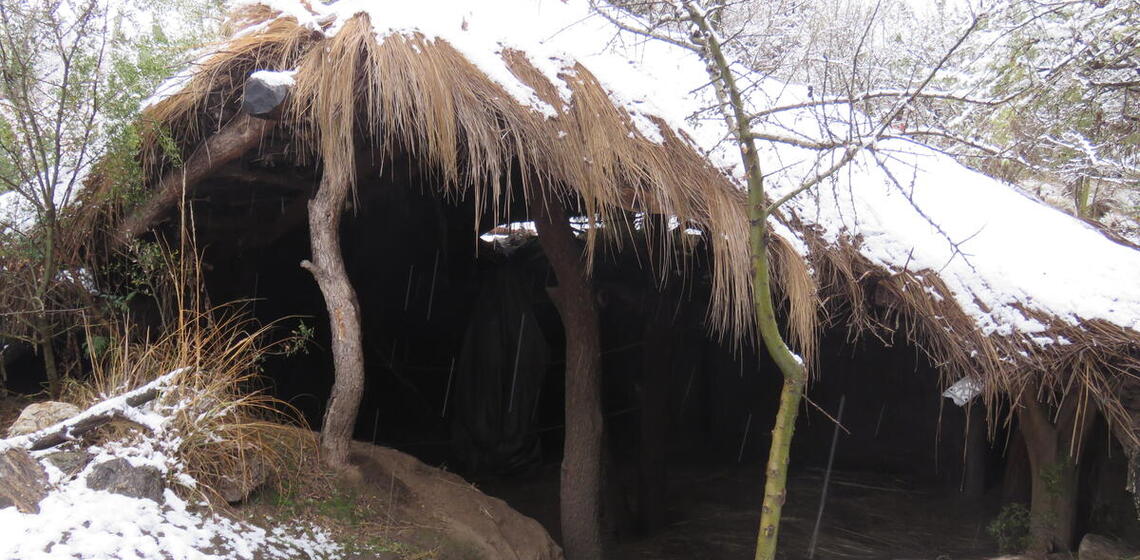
[530, 193, 604, 560]
[301, 168, 366, 469]
[808, 394, 845, 559]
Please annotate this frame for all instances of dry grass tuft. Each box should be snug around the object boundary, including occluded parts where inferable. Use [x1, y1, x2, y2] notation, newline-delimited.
[64, 307, 316, 505]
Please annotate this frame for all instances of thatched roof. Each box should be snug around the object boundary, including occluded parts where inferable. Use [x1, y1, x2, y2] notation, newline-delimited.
[126, 1, 1140, 445]
[131, 0, 793, 348]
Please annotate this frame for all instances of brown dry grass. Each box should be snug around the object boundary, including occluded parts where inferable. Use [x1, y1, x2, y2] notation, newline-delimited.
[63, 307, 317, 505]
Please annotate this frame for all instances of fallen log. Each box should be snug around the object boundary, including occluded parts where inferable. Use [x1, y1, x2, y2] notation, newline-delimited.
[0, 369, 182, 452]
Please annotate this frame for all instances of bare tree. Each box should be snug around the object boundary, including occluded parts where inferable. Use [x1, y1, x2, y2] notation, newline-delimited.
[591, 2, 988, 558]
[0, 0, 110, 394]
[0, 0, 221, 394]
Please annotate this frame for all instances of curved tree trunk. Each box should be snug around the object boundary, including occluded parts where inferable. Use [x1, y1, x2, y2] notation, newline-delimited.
[302, 169, 365, 469]
[531, 194, 604, 560]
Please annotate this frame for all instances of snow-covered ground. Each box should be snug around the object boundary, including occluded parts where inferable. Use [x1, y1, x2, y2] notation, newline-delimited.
[1, 480, 341, 560]
[0, 372, 343, 560]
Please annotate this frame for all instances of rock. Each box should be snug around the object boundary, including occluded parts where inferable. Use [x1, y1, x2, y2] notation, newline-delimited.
[6, 401, 81, 437]
[214, 457, 268, 503]
[0, 448, 48, 513]
[1079, 534, 1138, 560]
[86, 458, 164, 503]
[348, 442, 564, 560]
[43, 451, 91, 476]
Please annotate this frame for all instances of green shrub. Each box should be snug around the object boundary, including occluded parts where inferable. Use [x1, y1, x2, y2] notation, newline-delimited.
[988, 503, 1031, 553]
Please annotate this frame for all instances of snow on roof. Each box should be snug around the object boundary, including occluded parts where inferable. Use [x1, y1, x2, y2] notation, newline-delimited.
[777, 138, 1140, 340]
[167, 0, 1140, 341]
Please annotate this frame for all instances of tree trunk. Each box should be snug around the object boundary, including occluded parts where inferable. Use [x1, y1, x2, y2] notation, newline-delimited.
[964, 403, 987, 500]
[37, 208, 60, 396]
[1019, 386, 1095, 554]
[530, 194, 603, 560]
[302, 169, 366, 470]
[1026, 449, 1080, 554]
[752, 172, 809, 560]
[35, 315, 60, 397]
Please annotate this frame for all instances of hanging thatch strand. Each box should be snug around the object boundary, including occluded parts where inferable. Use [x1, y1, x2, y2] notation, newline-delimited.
[98, 2, 1140, 457]
[128, 7, 817, 354]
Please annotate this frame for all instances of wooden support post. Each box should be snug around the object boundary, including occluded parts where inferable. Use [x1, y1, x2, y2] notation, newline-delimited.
[301, 167, 366, 470]
[638, 291, 671, 533]
[964, 402, 987, 500]
[1018, 383, 1096, 554]
[530, 193, 604, 560]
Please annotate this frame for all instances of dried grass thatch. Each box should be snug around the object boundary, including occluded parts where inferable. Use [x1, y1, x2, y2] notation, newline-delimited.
[126, 7, 818, 354]
[105, 3, 1140, 454]
[799, 223, 1140, 452]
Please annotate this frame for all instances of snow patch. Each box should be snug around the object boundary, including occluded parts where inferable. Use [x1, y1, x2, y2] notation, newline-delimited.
[0, 370, 343, 560]
[249, 69, 297, 88]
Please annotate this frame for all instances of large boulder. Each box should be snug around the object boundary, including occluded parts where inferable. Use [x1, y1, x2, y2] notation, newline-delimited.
[6, 402, 81, 437]
[1079, 534, 1139, 560]
[86, 458, 164, 503]
[347, 442, 564, 560]
[0, 448, 48, 513]
[214, 456, 268, 504]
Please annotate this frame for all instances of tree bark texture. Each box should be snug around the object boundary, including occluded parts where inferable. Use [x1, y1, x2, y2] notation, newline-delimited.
[302, 169, 366, 470]
[1019, 385, 1096, 554]
[752, 190, 808, 560]
[530, 194, 604, 560]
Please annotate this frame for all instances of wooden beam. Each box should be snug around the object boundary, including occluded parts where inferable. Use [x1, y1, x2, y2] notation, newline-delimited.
[116, 72, 293, 243]
[0, 371, 174, 452]
[115, 114, 273, 243]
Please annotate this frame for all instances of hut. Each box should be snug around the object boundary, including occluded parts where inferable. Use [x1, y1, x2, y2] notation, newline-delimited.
[87, 0, 1140, 556]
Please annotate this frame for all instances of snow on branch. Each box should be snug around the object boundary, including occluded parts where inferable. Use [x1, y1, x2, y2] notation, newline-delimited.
[0, 369, 185, 453]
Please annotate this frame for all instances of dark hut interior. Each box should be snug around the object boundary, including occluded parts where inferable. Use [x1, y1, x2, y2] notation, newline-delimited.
[82, 139, 1135, 557]
[0, 110, 1134, 555]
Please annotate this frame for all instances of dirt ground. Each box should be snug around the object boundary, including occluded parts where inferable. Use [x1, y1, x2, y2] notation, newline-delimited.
[237, 441, 564, 560]
[3, 395, 1000, 560]
[478, 460, 1001, 560]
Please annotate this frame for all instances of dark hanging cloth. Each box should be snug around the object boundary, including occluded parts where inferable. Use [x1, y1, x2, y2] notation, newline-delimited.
[451, 253, 548, 475]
